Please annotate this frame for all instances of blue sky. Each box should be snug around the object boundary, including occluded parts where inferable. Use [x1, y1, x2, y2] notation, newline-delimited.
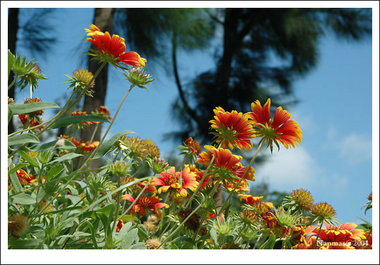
[13, 8, 373, 225]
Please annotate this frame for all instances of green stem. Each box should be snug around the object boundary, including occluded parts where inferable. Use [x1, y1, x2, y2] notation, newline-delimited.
[89, 123, 100, 142]
[8, 74, 19, 90]
[313, 221, 324, 249]
[110, 176, 122, 235]
[362, 229, 372, 249]
[160, 178, 223, 248]
[8, 91, 76, 138]
[29, 83, 33, 99]
[218, 139, 264, 215]
[159, 203, 203, 248]
[78, 84, 135, 171]
[8, 62, 106, 138]
[38, 62, 105, 136]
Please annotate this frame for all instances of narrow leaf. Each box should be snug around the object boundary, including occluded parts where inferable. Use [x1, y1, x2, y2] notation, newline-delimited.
[8, 102, 60, 115]
[18, 150, 39, 167]
[51, 115, 110, 129]
[8, 49, 15, 76]
[8, 133, 40, 146]
[261, 233, 276, 249]
[94, 130, 134, 159]
[12, 193, 36, 205]
[50, 153, 82, 163]
[8, 163, 29, 176]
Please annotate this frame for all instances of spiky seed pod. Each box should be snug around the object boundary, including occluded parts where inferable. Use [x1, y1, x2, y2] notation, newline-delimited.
[178, 209, 201, 232]
[146, 238, 161, 249]
[108, 160, 131, 177]
[8, 213, 29, 238]
[312, 202, 336, 219]
[240, 209, 258, 223]
[143, 221, 157, 233]
[147, 215, 158, 224]
[290, 189, 314, 211]
[142, 139, 160, 158]
[73, 69, 95, 88]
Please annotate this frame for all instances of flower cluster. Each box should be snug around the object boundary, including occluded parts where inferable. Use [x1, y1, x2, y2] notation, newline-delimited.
[18, 97, 45, 131]
[58, 135, 99, 153]
[7, 24, 371, 252]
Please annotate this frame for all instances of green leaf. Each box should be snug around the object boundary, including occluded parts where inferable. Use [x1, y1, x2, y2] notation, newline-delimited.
[8, 102, 60, 115]
[17, 150, 39, 167]
[96, 204, 115, 216]
[46, 164, 64, 181]
[8, 167, 23, 193]
[29, 140, 57, 152]
[94, 130, 135, 159]
[11, 193, 36, 205]
[51, 115, 110, 129]
[66, 195, 82, 205]
[261, 233, 276, 249]
[8, 49, 15, 76]
[8, 163, 29, 176]
[120, 228, 138, 249]
[130, 242, 146, 249]
[38, 150, 55, 164]
[50, 153, 82, 163]
[8, 133, 40, 146]
[210, 228, 218, 247]
[8, 238, 43, 249]
[57, 139, 76, 150]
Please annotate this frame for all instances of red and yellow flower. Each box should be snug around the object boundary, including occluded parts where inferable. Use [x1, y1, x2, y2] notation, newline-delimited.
[151, 166, 198, 197]
[198, 145, 242, 171]
[210, 107, 254, 151]
[184, 137, 202, 156]
[71, 109, 98, 125]
[122, 194, 168, 217]
[116, 219, 124, 232]
[224, 178, 249, 192]
[58, 135, 82, 147]
[92, 105, 113, 121]
[238, 194, 264, 205]
[86, 24, 146, 68]
[79, 141, 99, 152]
[248, 98, 302, 151]
[16, 169, 36, 185]
[188, 164, 212, 190]
[311, 222, 366, 243]
[197, 145, 255, 183]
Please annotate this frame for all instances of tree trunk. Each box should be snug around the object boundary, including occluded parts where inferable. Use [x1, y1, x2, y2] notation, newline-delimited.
[218, 8, 239, 109]
[213, 9, 240, 208]
[8, 8, 19, 134]
[171, 30, 201, 128]
[80, 8, 115, 168]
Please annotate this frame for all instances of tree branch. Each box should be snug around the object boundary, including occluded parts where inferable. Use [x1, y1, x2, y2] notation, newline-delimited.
[171, 30, 201, 127]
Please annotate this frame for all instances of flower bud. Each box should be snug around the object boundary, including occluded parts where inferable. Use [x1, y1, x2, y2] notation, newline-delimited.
[8, 213, 29, 238]
[108, 160, 131, 177]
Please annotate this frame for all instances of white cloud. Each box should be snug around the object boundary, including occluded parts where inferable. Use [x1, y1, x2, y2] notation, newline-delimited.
[254, 146, 320, 191]
[253, 146, 350, 195]
[338, 133, 372, 164]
